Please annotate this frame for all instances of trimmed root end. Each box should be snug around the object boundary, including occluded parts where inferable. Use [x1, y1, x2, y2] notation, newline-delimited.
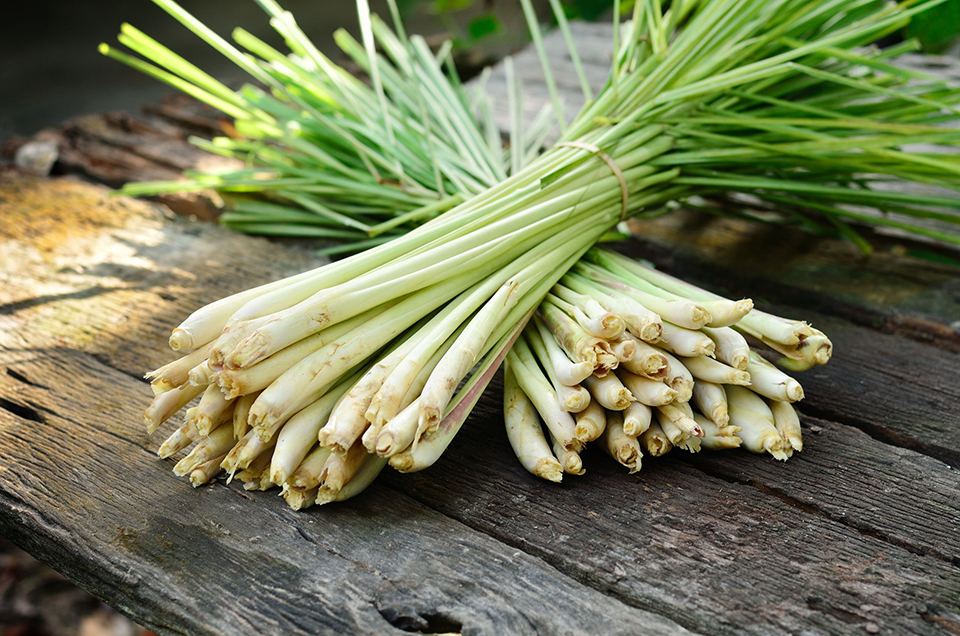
[786, 380, 805, 402]
[388, 454, 415, 473]
[169, 329, 191, 351]
[535, 459, 564, 483]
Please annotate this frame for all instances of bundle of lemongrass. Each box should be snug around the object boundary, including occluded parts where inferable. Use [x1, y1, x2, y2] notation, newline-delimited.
[122, 0, 960, 509]
[505, 247, 821, 482]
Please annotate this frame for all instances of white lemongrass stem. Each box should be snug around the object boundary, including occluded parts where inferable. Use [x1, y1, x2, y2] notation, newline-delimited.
[617, 370, 676, 406]
[692, 381, 729, 427]
[655, 348, 693, 402]
[226, 425, 280, 473]
[283, 487, 319, 511]
[270, 376, 356, 485]
[146, 341, 214, 392]
[550, 286, 624, 339]
[679, 355, 752, 386]
[525, 329, 590, 413]
[233, 449, 272, 485]
[188, 360, 216, 387]
[551, 435, 584, 475]
[657, 403, 703, 438]
[725, 386, 789, 460]
[157, 418, 199, 459]
[768, 399, 803, 452]
[658, 322, 716, 357]
[574, 400, 606, 443]
[503, 361, 563, 482]
[232, 391, 258, 440]
[249, 278, 466, 432]
[693, 414, 743, 450]
[622, 402, 652, 437]
[583, 372, 634, 410]
[619, 334, 668, 379]
[702, 326, 750, 370]
[640, 420, 673, 456]
[144, 380, 206, 434]
[533, 316, 593, 386]
[538, 300, 619, 373]
[196, 384, 234, 436]
[317, 456, 388, 505]
[189, 453, 228, 487]
[375, 397, 422, 457]
[216, 314, 361, 398]
[318, 441, 369, 494]
[735, 308, 813, 347]
[289, 445, 334, 491]
[746, 352, 804, 403]
[575, 261, 711, 329]
[506, 344, 580, 452]
[562, 273, 662, 342]
[320, 355, 404, 455]
[419, 278, 523, 429]
[774, 328, 833, 371]
[173, 422, 234, 476]
[592, 250, 752, 327]
[208, 316, 271, 369]
[601, 411, 642, 473]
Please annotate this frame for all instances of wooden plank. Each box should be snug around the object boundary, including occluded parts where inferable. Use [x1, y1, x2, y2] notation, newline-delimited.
[0, 181, 693, 636]
[381, 386, 960, 636]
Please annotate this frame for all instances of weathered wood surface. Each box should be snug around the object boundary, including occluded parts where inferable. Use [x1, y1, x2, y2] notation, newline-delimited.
[2, 19, 960, 636]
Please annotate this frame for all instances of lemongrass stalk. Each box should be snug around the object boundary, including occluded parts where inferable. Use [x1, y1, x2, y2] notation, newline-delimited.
[158, 419, 199, 459]
[575, 261, 711, 330]
[657, 403, 703, 438]
[374, 397, 421, 457]
[232, 391, 258, 439]
[507, 342, 581, 451]
[768, 399, 803, 452]
[173, 423, 235, 476]
[233, 448, 273, 484]
[552, 434, 585, 475]
[583, 372, 634, 410]
[601, 411, 642, 473]
[282, 487, 317, 510]
[320, 354, 404, 455]
[619, 334, 669, 379]
[773, 328, 834, 371]
[318, 441, 368, 494]
[314, 455, 385, 505]
[189, 453, 228, 487]
[532, 316, 594, 386]
[208, 316, 271, 369]
[702, 326, 750, 370]
[574, 400, 606, 443]
[525, 329, 591, 413]
[562, 272, 663, 342]
[679, 355, 751, 386]
[538, 300, 619, 373]
[658, 322, 716, 357]
[187, 360, 216, 387]
[623, 401, 653, 437]
[609, 335, 637, 364]
[693, 414, 743, 451]
[746, 352, 804, 403]
[725, 385, 789, 460]
[617, 370, 677, 406]
[692, 381, 729, 427]
[288, 445, 334, 491]
[146, 341, 215, 392]
[270, 374, 356, 484]
[249, 276, 469, 432]
[654, 347, 694, 402]
[224, 425, 280, 475]
[550, 286, 625, 339]
[419, 278, 524, 430]
[735, 308, 813, 347]
[144, 380, 206, 434]
[503, 361, 563, 482]
[640, 419, 673, 457]
[217, 314, 361, 398]
[195, 384, 234, 436]
[605, 253, 753, 327]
